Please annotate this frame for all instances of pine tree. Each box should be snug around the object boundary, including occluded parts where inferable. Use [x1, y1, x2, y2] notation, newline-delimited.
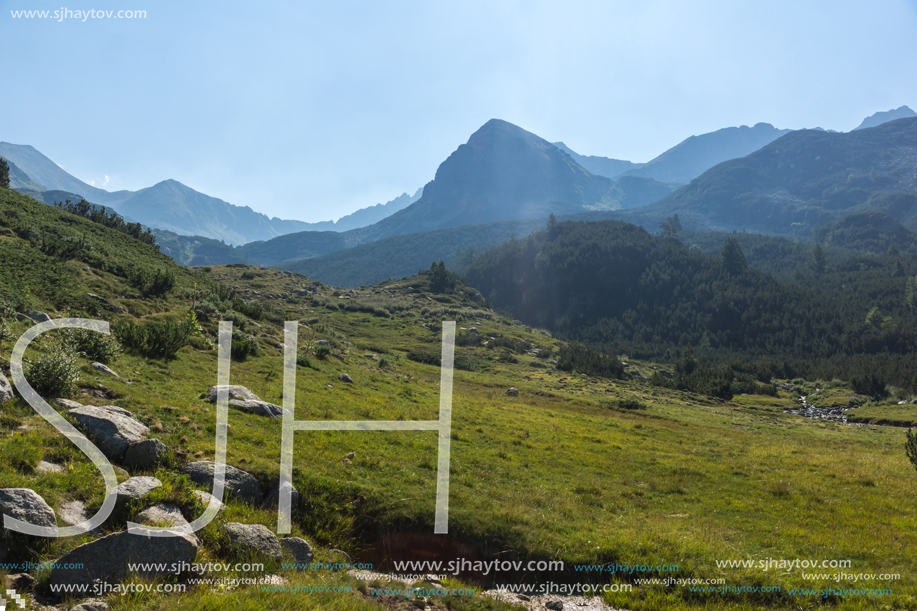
[0, 158, 9, 189]
[907, 276, 917, 309]
[721, 238, 747, 274]
[810, 243, 827, 275]
[430, 260, 448, 293]
[659, 217, 680, 239]
[906, 429, 917, 473]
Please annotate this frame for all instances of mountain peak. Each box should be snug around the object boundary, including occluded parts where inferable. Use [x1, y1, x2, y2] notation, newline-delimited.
[466, 119, 543, 150]
[853, 105, 916, 131]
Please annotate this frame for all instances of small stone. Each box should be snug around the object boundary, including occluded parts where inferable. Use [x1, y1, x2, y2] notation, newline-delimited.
[123, 439, 169, 470]
[263, 480, 301, 512]
[184, 462, 262, 504]
[0, 372, 13, 403]
[339, 373, 354, 384]
[37, 460, 65, 474]
[505, 388, 519, 397]
[327, 549, 352, 564]
[136, 502, 186, 528]
[223, 523, 282, 561]
[4, 572, 35, 591]
[546, 601, 564, 611]
[206, 385, 260, 403]
[91, 362, 119, 377]
[229, 399, 287, 418]
[281, 537, 315, 565]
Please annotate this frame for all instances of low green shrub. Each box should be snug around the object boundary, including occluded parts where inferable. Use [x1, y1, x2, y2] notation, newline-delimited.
[231, 329, 258, 362]
[25, 343, 80, 397]
[113, 311, 202, 359]
[128, 267, 175, 296]
[557, 342, 623, 379]
[612, 398, 647, 410]
[61, 328, 122, 364]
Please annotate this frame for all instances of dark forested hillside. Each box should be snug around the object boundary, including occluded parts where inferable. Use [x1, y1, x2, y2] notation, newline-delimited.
[464, 218, 917, 385]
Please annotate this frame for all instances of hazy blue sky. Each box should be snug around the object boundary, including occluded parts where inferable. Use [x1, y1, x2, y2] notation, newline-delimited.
[2, 0, 916, 222]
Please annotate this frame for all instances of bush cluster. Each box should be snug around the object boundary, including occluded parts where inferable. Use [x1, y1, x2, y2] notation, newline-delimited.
[60, 328, 122, 364]
[113, 311, 201, 359]
[25, 343, 80, 397]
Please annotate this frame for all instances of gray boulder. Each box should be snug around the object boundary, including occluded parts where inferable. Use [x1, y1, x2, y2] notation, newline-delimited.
[0, 372, 13, 403]
[229, 399, 286, 418]
[281, 537, 314, 565]
[207, 385, 259, 402]
[0, 488, 57, 535]
[184, 462, 262, 503]
[339, 373, 354, 384]
[26, 311, 52, 323]
[114, 476, 162, 512]
[223, 523, 282, 561]
[91, 362, 119, 377]
[505, 388, 519, 397]
[123, 439, 169, 470]
[67, 406, 148, 461]
[263, 480, 301, 512]
[47, 530, 199, 589]
[327, 549, 352, 564]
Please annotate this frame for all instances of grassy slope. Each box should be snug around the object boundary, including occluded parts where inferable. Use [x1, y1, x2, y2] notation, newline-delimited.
[0, 189, 916, 610]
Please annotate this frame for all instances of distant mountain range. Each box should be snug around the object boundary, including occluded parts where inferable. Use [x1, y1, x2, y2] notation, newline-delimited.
[555, 123, 791, 185]
[6, 105, 914, 288]
[0, 142, 422, 245]
[286, 188, 424, 233]
[642, 116, 917, 234]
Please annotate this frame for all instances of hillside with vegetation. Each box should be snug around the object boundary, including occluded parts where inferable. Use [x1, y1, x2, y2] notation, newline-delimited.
[1, 187, 917, 611]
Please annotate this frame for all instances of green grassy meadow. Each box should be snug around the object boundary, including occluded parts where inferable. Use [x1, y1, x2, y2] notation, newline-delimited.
[1, 190, 916, 610]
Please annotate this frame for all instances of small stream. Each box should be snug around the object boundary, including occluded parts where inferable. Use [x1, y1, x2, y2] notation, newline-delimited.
[783, 394, 850, 423]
